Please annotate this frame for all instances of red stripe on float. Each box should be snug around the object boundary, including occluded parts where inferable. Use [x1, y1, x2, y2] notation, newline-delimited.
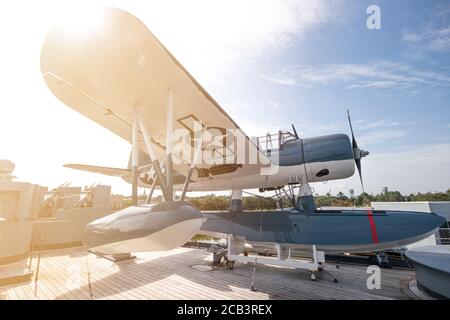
[367, 210, 379, 244]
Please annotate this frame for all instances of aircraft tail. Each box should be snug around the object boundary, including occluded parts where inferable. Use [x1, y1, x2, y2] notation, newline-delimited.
[64, 151, 154, 187]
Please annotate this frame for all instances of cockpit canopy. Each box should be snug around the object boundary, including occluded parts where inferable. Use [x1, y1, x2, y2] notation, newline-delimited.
[255, 129, 299, 152]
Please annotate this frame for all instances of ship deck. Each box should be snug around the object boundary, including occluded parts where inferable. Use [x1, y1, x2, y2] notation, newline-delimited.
[0, 246, 418, 300]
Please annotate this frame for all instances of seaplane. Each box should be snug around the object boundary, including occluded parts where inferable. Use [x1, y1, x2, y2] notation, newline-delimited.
[40, 6, 445, 278]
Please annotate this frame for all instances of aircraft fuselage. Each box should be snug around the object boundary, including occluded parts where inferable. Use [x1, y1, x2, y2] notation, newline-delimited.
[132, 133, 357, 192]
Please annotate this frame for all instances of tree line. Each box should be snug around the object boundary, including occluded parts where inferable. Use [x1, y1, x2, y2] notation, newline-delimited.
[119, 187, 450, 210]
[316, 187, 450, 207]
[187, 187, 450, 210]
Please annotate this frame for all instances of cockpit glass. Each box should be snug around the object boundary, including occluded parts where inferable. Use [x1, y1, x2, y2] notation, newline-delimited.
[256, 129, 299, 151]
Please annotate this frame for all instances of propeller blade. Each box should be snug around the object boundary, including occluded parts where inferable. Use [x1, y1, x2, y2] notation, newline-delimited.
[347, 109, 358, 149]
[355, 158, 365, 194]
[347, 109, 367, 193]
[291, 124, 299, 139]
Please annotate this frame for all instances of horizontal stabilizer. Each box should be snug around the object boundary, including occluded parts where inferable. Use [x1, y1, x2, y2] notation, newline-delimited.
[64, 164, 131, 177]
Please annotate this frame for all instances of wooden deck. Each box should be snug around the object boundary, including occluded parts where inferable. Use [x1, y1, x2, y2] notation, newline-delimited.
[0, 247, 417, 300]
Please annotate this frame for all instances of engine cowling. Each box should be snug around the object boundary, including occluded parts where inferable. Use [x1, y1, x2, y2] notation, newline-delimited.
[301, 134, 355, 182]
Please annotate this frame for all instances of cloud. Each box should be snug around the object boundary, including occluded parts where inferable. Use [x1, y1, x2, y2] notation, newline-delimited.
[358, 129, 407, 146]
[312, 143, 450, 195]
[297, 119, 402, 137]
[402, 27, 450, 52]
[123, 0, 344, 84]
[401, 5, 450, 54]
[224, 101, 405, 144]
[263, 60, 450, 90]
[364, 143, 450, 193]
[355, 119, 400, 130]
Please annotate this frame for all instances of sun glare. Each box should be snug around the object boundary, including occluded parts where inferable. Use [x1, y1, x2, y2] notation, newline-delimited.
[55, 5, 106, 36]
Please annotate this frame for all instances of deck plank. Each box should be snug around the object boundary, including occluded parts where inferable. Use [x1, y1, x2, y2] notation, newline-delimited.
[1, 247, 416, 300]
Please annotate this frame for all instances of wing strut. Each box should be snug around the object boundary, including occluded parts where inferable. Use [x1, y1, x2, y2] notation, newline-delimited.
[131, 111, 139, 205]
[145, 164, 165, 204]
[180, 124, 207, 201]
[136, 107, 170, 201]
[166, 88, 174, 201]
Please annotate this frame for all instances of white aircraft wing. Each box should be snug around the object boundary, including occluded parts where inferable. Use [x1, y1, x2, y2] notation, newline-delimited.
[41, 6, 271, 183]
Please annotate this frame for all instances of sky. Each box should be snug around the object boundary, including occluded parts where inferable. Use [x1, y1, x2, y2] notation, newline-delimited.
[0, 0, 449, 196]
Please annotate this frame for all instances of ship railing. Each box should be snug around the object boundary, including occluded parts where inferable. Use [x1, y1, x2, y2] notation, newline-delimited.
[437, 227, 450, 245]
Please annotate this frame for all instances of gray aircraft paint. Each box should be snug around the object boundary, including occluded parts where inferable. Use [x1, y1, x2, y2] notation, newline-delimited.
[272, 134, 354, 167]
[200, 210, 445, 247]
[81, 132, 437, 255]
[405, 246, 450, 299]
[82, 133, 445, 255]
[84, 201, 203, 251]
[83, 202, 446, 254]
